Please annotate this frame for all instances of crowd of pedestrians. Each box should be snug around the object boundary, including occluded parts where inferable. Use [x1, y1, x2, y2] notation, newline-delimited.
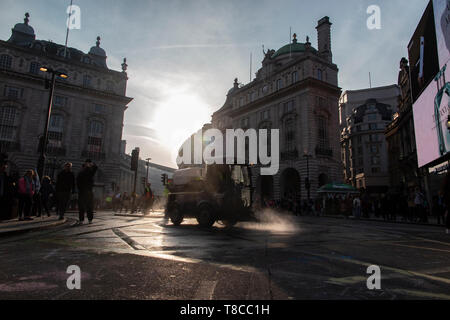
[257, 180, 450, 234]
[0, 155, 98, 226]
[111, 182, 155, 215]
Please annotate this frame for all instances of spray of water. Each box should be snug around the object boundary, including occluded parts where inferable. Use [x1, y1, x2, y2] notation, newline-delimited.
[238, 208, 300, 234]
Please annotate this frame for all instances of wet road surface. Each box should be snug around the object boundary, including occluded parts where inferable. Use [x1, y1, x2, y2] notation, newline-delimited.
[0, 210, 449, 300]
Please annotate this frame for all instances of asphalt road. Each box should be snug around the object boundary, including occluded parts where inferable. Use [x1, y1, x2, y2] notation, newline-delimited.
[0, 209, 449, 300]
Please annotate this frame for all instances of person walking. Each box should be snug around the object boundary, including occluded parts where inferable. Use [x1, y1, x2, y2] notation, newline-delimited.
[440, 171, 450, 234]
[143, 183, 154, 215]
[414, 188, 426, 223]
[121, 192, 131, 213]
[76, 159, 98, 224]
[352, 195, 361, 219]
[31, 169, 42, 217]
[17, 170, 35, 221]
[40, 176, 54, 217]
[0, 159, 14, 221]
[55, 162, 76, 220]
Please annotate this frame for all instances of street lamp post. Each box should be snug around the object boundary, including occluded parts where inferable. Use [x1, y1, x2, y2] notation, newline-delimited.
[37, 67, 68, 179]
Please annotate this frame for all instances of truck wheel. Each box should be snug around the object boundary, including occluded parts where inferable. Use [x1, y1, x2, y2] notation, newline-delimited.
[169, 204, 183, 226]
[197, 204, 215, 228]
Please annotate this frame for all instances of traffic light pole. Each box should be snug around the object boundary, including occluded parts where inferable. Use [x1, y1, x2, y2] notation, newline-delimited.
[132, 169, 138, 213]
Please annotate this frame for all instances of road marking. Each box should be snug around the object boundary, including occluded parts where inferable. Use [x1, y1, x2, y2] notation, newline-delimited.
[296, 251, 450, 286]
[193, 281, 217, 300]
[43, 249, 61, 260]
[112, 228, 146, 250]
[327, 266, 450, 286]
[390, 289, 450, 300]
[384, 243, 450, 253]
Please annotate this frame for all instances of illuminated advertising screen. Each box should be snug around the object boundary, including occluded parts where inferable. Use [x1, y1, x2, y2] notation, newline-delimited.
[412, 0, 450, 168]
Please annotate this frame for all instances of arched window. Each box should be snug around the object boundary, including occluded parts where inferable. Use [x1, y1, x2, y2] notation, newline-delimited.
[87, 120, 104, 153]
[0, 106, 17, 141]
[0, 55, 12, 69]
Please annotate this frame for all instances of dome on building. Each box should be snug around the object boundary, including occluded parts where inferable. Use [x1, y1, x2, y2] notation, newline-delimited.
[8, 13, 36, 46]
[13, 21, 35, 36]
[271, 34, 316, 59]
[89, 36, 106, 57]
[88, 36, 108, 68]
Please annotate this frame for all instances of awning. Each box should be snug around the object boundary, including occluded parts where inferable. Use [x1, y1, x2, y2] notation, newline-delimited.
[317, 183, 359, 194]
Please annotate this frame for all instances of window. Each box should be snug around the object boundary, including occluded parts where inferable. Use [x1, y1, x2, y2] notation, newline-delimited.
[53, 96, 68, 107]
[284, 100, 295, 113]
[29, 62, 40, 74]
[370, 145, 379, 154]
[262, 85, 269, 94]
[368, 114, 377, 121]
[0, 55, 12, 69]
[251, 91, 257, 102]
[241, 118, 249, 127]
[94, 104, 106, 114]
[358, 158, 363, 166]
[0, 107, 16, 141]
[3, 86, 23, 99]
[87, 120, 104, 153]
[318, 69, 323, 81]
[239, 97, 244, 107]
[317, 116, 328, 150]
[276, 79, 283, 91]
[372, 167, 381, 174]
[371, 156, 380, 165]
[83, 56, 91, 64]
[285, 118, 295, 152]
[369, 123, 377, 130]
[356, 125, 362, 132]
[261, 110, 270, 120]
[292, 71, 298, 83]
[83, 75, 92, 87]
[48, 115, 64, 148]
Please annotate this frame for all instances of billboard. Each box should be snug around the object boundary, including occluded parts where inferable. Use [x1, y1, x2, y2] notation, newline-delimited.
[412, 0, 450, 168]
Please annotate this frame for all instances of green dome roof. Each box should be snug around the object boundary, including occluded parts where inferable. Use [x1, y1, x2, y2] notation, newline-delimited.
[271, 38, 316, 59]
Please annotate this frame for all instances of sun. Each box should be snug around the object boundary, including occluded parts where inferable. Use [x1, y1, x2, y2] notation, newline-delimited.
[150, 92, 212, 162]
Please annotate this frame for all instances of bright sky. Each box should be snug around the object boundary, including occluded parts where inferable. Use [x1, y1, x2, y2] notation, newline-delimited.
[0, 0, 429, 168]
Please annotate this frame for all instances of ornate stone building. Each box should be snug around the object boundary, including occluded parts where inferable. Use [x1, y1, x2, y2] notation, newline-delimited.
[385, 58, 422, 195]
[211, 17, 342, 203]
[0, 13, 133, 200]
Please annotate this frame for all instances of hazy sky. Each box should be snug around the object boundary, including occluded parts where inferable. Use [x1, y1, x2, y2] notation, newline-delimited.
[0, 0, 429, 168]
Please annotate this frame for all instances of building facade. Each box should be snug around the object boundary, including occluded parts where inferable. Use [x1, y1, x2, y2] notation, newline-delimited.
[0, 13, 132, 201]
[340, 86, 399, 193]
[211, 17, 342, 203]
[385, 58, 423, 195]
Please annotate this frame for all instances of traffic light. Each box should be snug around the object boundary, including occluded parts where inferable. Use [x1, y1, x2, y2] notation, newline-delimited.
[131, 148, 140, 171]
[161, 174, 168, 185]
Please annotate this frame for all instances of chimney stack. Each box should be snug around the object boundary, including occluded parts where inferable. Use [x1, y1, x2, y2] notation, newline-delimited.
[316, 16, 332, 63]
